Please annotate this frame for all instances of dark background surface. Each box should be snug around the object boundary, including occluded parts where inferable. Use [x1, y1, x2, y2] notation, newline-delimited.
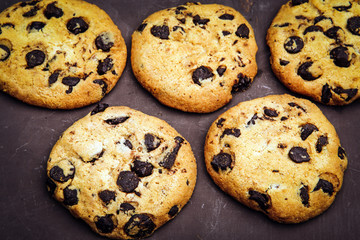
[0, 0, 359, 239]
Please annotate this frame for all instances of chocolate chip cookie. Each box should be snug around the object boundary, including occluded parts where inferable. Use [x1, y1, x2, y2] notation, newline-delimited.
[46, 104, 197, 239]
[0, 0, 127, 109]
[131, 2, 258, 113]
[204, 94, 347, 223]
[267, 0, 360, 105]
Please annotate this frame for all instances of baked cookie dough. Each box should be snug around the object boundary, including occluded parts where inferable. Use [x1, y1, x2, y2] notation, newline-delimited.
[204, 94, 347, 223]
[267, 0, 360, 105]
[131, 2, 258, 113]
[46, 104, 197, 239]
[0, 0, 127, 109]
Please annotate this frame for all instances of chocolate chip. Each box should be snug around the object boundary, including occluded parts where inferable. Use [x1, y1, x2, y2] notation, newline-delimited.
[63, 187, 78, 206]
[221, 128, 241, 138]
[297, 62, 321, 81]
[95, 33, 114, 52]
[219, 14, 234, 20]
[295, 15, 308, 20]
[278, 143, 287, 149]
[27, 21, 45, 31]
[120, 203, 135, 213]
[216, 66, 226, 76]
[288, 102, 307, 112]
[249, 190, 270, 211]
[0, 45, 10, 61]
[23, 6, 39, 17]
[26, 50, 45, 68]
[175, 6, 187, 14]
[330, 46, 350, 68]
[313, 179, 333, 196]
[168, 205, 179, 217]
[150, 25, 169, 39]
[300, 123, 318, 140]
[338, 146, 346, 159]
[95, 215, 115, 233]
[211, 152, 233, 172]
[347, 17, 360, 36]
[321, 84, 332, 104]
[274, 22, 290, 27]
[178, 18, 186, 24]
[105, 116, 129, 125]
[280, 59, 290, 66]
[303, 25, 323, 35]
[46, 177, 56, 195]
[124, 140, 133, 150]
[216, 118, 225, 128]
[314, 15, 332, 24]
[333, 2, 352, 12]
[247, 113, 258, 125]
[235, 24, 249, 38]
[97, 57, 113, 75]
[62, 77, 80, 93]
[300, 185, 309, 207]
[93, 79, 108, 96]
[288, 147, 310, 163]
[144, 134, 161, 152]
[91, 103, 109, 115]
[44, 2, 63, 19]
[291, 0, 309, 6]
[124, 214, 156, 238]
[192, 66, 214, 85]
[159, 136, 184, 169]
[316, 135, 328, 153]
[284, 36, 304, 54]
[232, 73, 251, 93]
[117, 171, 139, 193]
[193, 15, 209, 25]
[324, 26, 342, 39]
[222, 31, 231, 36]
[131, 160, 153, 177]
[173, 26, 185, 32]
[264, 108, 278, 117]
[333, 87, 358, 102]
[49, 165, 75, 183]
[20, 0, 39, 7]
[67, 17, 88, 35]
[98, 190, 116, 205]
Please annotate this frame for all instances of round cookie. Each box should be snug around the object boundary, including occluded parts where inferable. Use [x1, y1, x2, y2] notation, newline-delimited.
[131, 2, 258, 113]
[0, 0, 127, 109]
[46, 104, 197, 239]
[267, 0, 360, 105]
[204, 94, 347, 223]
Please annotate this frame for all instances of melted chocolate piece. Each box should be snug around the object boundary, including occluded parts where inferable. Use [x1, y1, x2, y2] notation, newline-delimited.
[27, 21, 45, 31]
[247, 113, 258, 125]
[95, 215, 115, 233]
[91, 103, 109, 115]
[150, 25, 169, 39]
[211, 152, 233, 172]
[131, 160, 154, 177]
[313, 179, 333, 196]
[216, 66, 226, 76]
[288, 102, 307, 112]
[62, 77, 80, 86]
[221, 128, 241, 138]
[303, 25, 323, 35]
[235, 24, 249, 38]
[159, 137, 184, 169]
[300, 123, 318, 140]
[300, 185, 309, 207]
[232, 73, 251, 93]
[173, 26, 185, 32]
[280, 59, 290, 66]
[97, 57, 113, 75]
[216, 118, 225, 128]
[264, 108, 278, 117]
[222, 30, 231, 36]
[144, 134, 161, 152]
[117, 171, 139, 193]
[274, 22, 290, 27]
[333, 2, 352, 12]
[192, 66, 214, 85]
[93, 79, 108, 96]
[95, 33, 114, 52]
[249, 190, 270, 211]
[175, 6, 186, 15]
[347, 17, 360, 36]
[338, 146, 346, 159]
[314, 15, 332, 24]
[124, 214, 156, 238]
[330, 46, 350, 68]
[67, 17, 88, 35]
[321, 84, 332, 104]
[63, 187, 78, 206]
[316, 135, 328, 153]
[26, 50, 45, 68]
[23, 6, 39, 17]
[0, 45, 10, 61]
[105, 116, 129, 125]
[46, 177, 56, 195]
[137, 23, 147, 32]
[168, 205, 179, 217]
[49, 165, 74, 183]
[284, 36, 304, 54]
[44, 2, 63, 19]
[288, 147, 310, 163]
[124, 140, 133, 150]
[98, 190, 116, 205]
[324, 26, 342, 39]
[219, 14, 234, 20]
[297, 62, 321, 81]
[193, 15, 210, 25]
[20, 0, 39, 7]
[291, 0, 309, 6]
[120, 203, 135, 213]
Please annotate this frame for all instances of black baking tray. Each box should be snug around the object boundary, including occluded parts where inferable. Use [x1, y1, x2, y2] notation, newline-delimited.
[0, 0, 359, 239]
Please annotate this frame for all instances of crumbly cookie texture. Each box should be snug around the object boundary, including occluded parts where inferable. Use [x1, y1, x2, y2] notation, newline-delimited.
[0, 0, 127, 109]
[46, 104, 197, 239]
[204, 94, 347, 223]
[131, 2, 258, 113]
[267, 0, 360, 105]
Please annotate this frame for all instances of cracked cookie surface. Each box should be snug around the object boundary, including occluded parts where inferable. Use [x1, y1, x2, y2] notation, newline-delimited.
[0, 0, 127, 109]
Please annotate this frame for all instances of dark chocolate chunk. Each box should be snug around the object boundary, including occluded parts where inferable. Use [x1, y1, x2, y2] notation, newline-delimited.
[192, 66, 214, 85]
[249, 190, 270, 211]
[48, 71, 60, 86]
[144, 133, 161, 152]
[120, 203, 135, 213]
[333, 2, 352, 12]
[334, 87, 358, 101]
[278, 143, 287, 149]
[321, 84, 332, 104]
[291, 0, 309, 6]
[216, 118, 225, 128]
[216, 66, 226, 76]
[314, 15, 332, 24]
[235, 24, 249, 38]
[175, 6, 187, 14]
[124, 214, 156, 238]
[26, 50, 45, 68]
[300, 123, 318, 140]
[288, 102, 307, 112]
[338, 146, 346, 159]
[62, 77, 80, 89]
[313, 179, 333, 196]
[232, 73, 251, 93]
[303, 25, 323, 35]
[159, 136, 184, 169]
[274, 22, 290, 27]
[131, 160, 154, 177]
[20, 0, 39, 7]
[27, 21, 45, 31]
[330, 46, 350, 68]
[0, 45, 10, 61]
[46, 177, 56, 195]
[137, 23, 147, 32]
[316, 135, 328, 153]
[95, 33, 114, 52]
[173, 26, 185, 32]
[91, 103, 109, 115]
[295, 15, 308, 20]
[93, 79, 108, 96]
[49, 165, 74, 183]
[66, 17, 88, 35]
[124, 140, 133, 150]
[219, 14, 234, 20]
[150, 25, 169, 39]
[284, 36, 304, 54]
[98, 190, 116, 205]
[297, 62, 321, 81]
[168, 205, 179, 217]
[264, 108, 278, 117]
[220, 128, 241, 138]
[44, 2, 63, 19]
[117, 171, 139, 193]
[347, 17, 360, 36]
[23, 6, 39, 17]
[105, 116, 129, 125]
[280, 59, 290, 66]
[222, 30, 231, 36]
[247, 113, 258, 125]
[211, 152, 233, 172]
[300, 185, 309, 207]
[193, 15, 210, 25]
[63, 187, 78, 206]
[324, 26, 342, 39]
[97, 57, 113, 75]
[95, 215, 115, 233]
[288, 147, 310, 163]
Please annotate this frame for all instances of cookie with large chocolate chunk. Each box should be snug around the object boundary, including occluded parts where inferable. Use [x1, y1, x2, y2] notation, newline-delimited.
[47, 105, 197, 239]
[131, 2, 258, 113]
[204, 94, 347, 223]
[0, 0, 126, 109]
[267, 0, 360, 105]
